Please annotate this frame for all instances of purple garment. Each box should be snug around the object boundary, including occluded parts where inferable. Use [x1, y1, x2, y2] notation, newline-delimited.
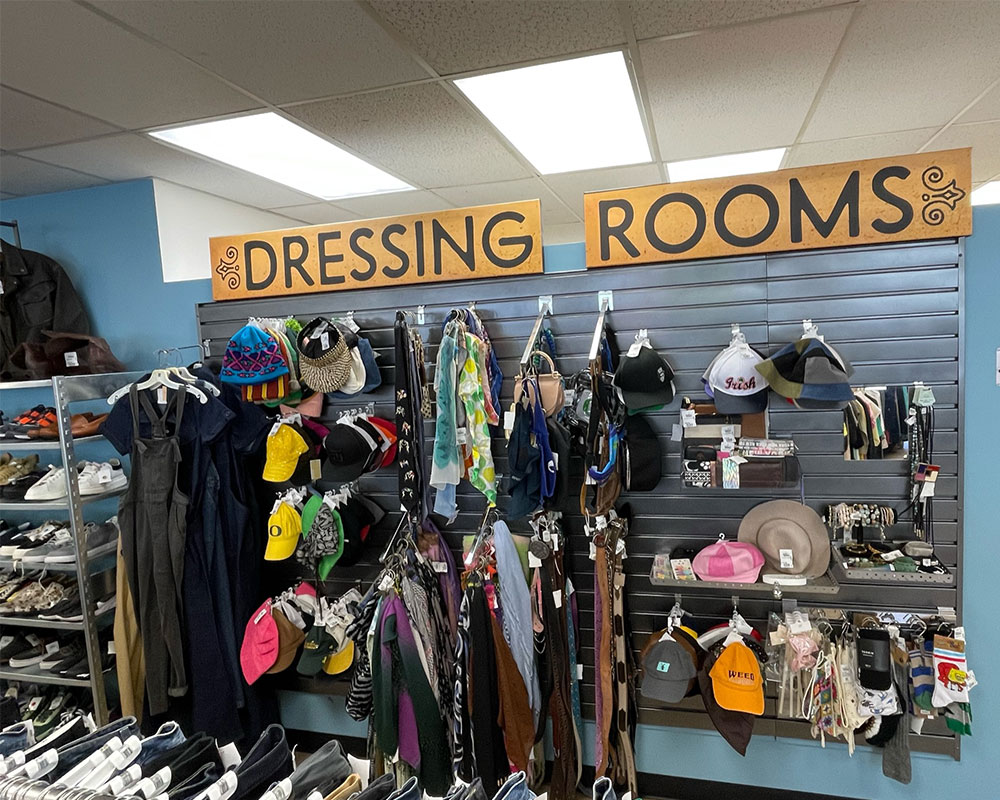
[380, 595, 421, 767]
[420, 518, 461, 637]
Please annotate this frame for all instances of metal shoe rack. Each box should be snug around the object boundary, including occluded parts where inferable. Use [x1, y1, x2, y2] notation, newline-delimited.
[0, 372, 143, 725]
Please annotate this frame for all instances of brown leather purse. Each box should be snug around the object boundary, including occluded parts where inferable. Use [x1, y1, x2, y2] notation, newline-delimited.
[514, 350, 564, 417]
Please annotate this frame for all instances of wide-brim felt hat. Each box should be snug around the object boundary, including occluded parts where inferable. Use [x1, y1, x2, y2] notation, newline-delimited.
[737, 499, 830, 578]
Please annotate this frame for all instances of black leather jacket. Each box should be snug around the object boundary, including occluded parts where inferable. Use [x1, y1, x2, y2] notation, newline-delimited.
[1, 239, 90, 376]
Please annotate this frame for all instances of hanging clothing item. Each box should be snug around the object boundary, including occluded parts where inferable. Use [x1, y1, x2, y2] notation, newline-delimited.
[493, 520, 539, 719]
[430, 322, 461, 491]
[459, 331, 497, 503]
[490, 613, 534, 772]
[113, 543, 145, 719]
[117, 385, 190, 715]
[466, 581, 508, 798]
[395, 313, 424, 520]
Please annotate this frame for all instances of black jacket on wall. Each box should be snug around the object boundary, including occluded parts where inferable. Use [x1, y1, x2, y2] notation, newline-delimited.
[0, 239, 90, 376]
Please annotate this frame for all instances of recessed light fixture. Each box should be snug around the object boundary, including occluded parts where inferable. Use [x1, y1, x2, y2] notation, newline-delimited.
[455, 51, 651, 174]
[150, 112, 412, 200]
[667, 148, 786, 183]
[971, 180, 1000, 206]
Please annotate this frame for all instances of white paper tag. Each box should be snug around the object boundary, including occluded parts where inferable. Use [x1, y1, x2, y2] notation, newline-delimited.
[550, 532, 559, 551]
[431, 561, 448, 573]
[577, 663, 584, 681]
[504, 410, 515, 432]
[528, 552, 542, 569]
[26, 634, 41, 646]
[552, 591, 563, 609]
[45, 641, 60, 654]
[723, 630, 744, 646]
[98, 463, 113, 483]
[680, 408, 697, 428]
[320, 332, 330, 350]
[253, 606, 269, 625]
[108, 641, 117, 654]
[309, 459, 322, 481]
[671, 423, 682, 442]
[588, 541, 597, 560]
[455, 427, 468, 445]
[881, 549, 904, 562]
[157, 385, 168, 405]
[217, 742, 242, 770]
[627, 341, 643, 358]
[779, 548, 794, 569]
[64, 351, 79, 367]
[920, 480, 936, 499]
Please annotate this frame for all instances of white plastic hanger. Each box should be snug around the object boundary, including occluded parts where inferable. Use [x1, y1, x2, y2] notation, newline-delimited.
[107, 369, 208, 405]
[77, 735, 141, 790]
[8, 748, 57, 780]
[134, 766, 173, 799]
[166, 366, 220, 396]
[99, 763, 143, 795]
[191, 770, 238, 800]
[56, 736, 123, 786]
[258, 777, 293, 800]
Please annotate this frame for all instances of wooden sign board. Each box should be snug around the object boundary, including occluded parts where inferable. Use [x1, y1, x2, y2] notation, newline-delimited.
[584, 148, 972, 268]
[210, 200, 542, 301]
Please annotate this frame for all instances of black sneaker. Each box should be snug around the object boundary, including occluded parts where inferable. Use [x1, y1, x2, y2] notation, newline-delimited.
[8, 634, 52, 668]
[1, 633, 37, 665]
[40, 639, 83, 671]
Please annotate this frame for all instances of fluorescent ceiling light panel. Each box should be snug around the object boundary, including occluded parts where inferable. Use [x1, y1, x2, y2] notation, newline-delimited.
[971, 181, 1000, 206]
[455, 52, 651, 174]
[150, 112, 411, 200]
[667, 148, 786, 183]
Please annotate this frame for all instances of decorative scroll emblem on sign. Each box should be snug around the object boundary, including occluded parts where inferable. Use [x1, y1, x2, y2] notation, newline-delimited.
[583, 148, 972, 268]
[215, 246, 241, 290]
[921, 166, 966, 226]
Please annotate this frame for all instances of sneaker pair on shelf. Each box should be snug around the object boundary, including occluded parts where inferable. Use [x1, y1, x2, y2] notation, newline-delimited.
[24, 460, 127, 501]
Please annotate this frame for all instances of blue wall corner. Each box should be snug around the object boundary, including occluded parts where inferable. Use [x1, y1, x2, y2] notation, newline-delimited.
[0, 180, 212, 372]
[543, 242, 586, 273]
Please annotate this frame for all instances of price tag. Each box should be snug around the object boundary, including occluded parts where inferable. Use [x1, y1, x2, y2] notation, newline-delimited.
[627, 341, 643, 358]
[456, 427, 468, 445]
[528, 552, 542, 569]
[552, 591, 563, 609]
[108, 641, 117, 655]
[881, 549, 904, 562]
[45, 641, 60, 654]
[680, 408, 697, 428]
[157, 385, 168, 405]
[577, 663, 584, 681]
[309, 459, 322, 481]
[98, 463, 113, 484]
[779, 548, 794, 569]
[431, 561, 448, 573]
[320, 332, 330, 350]
[64, 351, 79, 367]
[671, 424, 682, 442]
[504, 410, 515, 432]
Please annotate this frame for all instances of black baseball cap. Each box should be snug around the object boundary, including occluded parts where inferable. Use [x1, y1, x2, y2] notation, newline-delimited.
[322, 425, 375, 483]
[614, 345, 675, 414]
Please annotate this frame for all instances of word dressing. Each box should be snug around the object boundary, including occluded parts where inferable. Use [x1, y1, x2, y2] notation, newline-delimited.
[584, 149, 971, 268]
[210, 201, 542, 301]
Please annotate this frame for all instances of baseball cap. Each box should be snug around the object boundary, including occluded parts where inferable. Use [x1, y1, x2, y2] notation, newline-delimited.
[322, 424, 378, 483]
[692, 535, 765, 583]
[240, 600, 279, 684]
[697, 648, 755, 755]
[265, 502, 302, 561]
[614, 344, 675, 414]
[641, 631, 698, 703]
[297, 624, 336, 677]
[263, 423, 310, 483]
[265, 608, 305, 674]
[323, 640, 355, 675]
[710, 639, 765, 715]
[703, 342, 769, 414]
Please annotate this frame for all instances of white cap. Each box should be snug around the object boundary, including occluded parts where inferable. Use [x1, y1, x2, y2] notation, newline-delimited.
[704, 342, 769, 396]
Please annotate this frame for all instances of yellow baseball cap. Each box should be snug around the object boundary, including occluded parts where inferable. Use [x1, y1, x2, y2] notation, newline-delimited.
[265, 502, 302, 561]
[322, 640, 355, 675]
[709, 639, 764, 715]
[262, 424, 309, 483]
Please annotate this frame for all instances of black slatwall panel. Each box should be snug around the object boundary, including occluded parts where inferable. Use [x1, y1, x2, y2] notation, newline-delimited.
[197, 238, 963, 759]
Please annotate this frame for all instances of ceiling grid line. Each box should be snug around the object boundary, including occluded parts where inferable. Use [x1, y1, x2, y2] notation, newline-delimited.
[780, 0, 865, 170]
[615, 1, 667, 183]
[918, 74, 1000, 153]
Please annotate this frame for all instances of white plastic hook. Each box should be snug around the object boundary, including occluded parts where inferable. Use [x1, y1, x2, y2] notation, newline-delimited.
[801, 319, 820, 339]
[416, 305, 426, 325]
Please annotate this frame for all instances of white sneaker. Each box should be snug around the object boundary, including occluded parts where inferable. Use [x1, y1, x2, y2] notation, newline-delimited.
[24, 465, 68, 501]
[18, 529, 74, 563]
[77, 460, 127, 495]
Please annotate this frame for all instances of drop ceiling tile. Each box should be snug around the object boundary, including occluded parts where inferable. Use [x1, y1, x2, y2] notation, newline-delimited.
[543, 163, 662, 218]
[542, 222, 585, 246]
[0, 154, 107, 196]
[94, 1, 428, 105]
[803, 1, 1000, 141]
[288, 83, 531, 188]
[956, 81, 1000, 125]
[334, 190, 451, 219]
[640, 7, 852, 161]
[435, 179, 578, 225]
[270, 203, 364, 225]
[0, 0, 257, 128]
[0, 88, 119, 151]
[369, 0, 624, 74]
[628, 0, 844, 38]
[785, 128, 938, 168]
[928, 122, 1000, 184]
[22, 134, 316, 208]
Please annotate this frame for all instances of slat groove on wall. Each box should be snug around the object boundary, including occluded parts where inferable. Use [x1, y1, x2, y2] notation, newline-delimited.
[197, 237, 962, 756]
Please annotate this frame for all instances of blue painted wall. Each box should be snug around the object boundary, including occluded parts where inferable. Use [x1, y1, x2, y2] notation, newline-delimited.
[2, 179, 997, 794]
[0, 179, 212, 371]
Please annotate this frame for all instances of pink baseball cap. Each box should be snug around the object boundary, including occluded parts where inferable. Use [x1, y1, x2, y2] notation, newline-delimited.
[692, 535, 765, 583]
[240, 600, 279, 684]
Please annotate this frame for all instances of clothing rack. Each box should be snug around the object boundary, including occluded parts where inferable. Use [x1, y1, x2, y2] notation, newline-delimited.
[0, 219, 21, 248]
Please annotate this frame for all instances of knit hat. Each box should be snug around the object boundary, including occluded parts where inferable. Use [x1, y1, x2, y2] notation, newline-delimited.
[221, 325, 289, 385]
[297, 318, 353, 393]
[692, 535, 765, 583]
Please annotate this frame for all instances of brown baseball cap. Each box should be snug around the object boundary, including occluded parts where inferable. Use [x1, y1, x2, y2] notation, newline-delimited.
[265, 608, 305, 674]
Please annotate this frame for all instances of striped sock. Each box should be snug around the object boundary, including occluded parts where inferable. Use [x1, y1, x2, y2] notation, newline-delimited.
[910, 643, 934, 711]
